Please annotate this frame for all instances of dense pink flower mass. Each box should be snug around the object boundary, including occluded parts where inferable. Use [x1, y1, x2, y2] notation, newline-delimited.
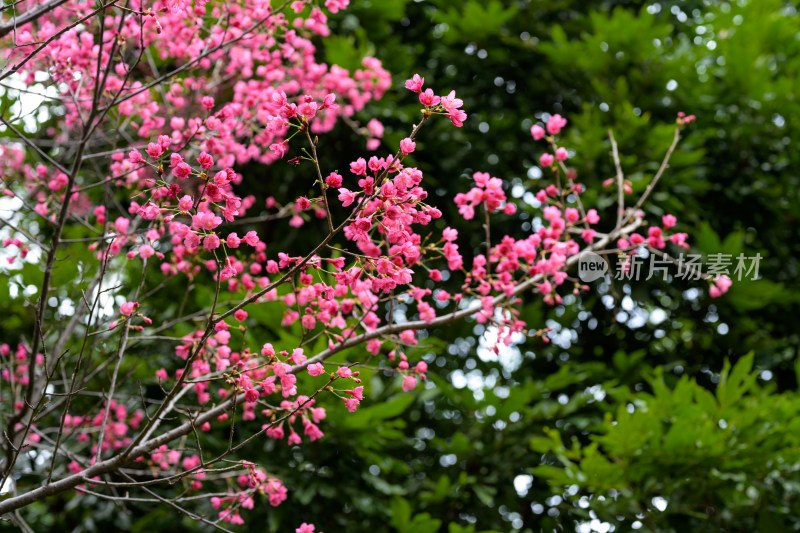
[0, 0, 716, 524]
[454, 172, 514, 221]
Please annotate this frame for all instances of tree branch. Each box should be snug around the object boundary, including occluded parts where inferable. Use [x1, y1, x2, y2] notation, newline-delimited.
[0, 0, 69, 38]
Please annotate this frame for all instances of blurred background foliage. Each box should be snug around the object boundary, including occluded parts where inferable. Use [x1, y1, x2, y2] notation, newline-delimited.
[4, 0, 800, 532]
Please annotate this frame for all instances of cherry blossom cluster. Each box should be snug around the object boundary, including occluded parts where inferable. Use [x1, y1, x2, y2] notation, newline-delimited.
[3, 0, 390, 235]
[404, 74, 467, 127]
[0, 90, 715, 527]
[454, 171, 517, 220]
[0, 344, 39, 397]
[0, 0, 725, 519]
[210, 463, 288, 525]
[1, 238, 29, 266]
[529, 112, 722, 299]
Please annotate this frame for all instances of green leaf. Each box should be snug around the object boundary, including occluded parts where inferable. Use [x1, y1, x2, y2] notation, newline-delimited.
[407, 513, 442, 533]
[362, 394, 415, 420]
[448, 524, 476, 533]
[390, 497, 411, 532]
[473, 485, 496, 507]
[694, 221, 722, 253]
[726, 279, 794, 312]
[795, 348, 800, 386]
[716, 352, 756, 409]
[342, 394, 416, 430]
[324, 36, 367, 72]
[693, 382, 719, 414]
[361, 0, 410, 20]
[430, 475, 451, 501]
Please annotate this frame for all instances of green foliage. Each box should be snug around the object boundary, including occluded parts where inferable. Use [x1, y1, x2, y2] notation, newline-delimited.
[532, 354, 800, 530]
[391, 496, 442, 533]
[325, 32, 375, 72]
[431, 1, 519, 44]
[307, 1, 800, 531]
[6, 1, 799, 532]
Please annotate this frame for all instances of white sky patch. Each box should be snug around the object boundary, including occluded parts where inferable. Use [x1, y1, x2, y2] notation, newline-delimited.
[577, 520, 613, 533]
[0, 196, 45, 272]
[0, 477, 13, 496]
[476, 322, 523, 372]
[513, 474, 533, 496]
[649, 308, 667, 324]
[652, 496, 668, 512]
[0, 72, 60, 133]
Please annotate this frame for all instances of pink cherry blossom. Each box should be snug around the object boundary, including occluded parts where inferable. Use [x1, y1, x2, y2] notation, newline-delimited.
[400, 138, 416, 155]
[338, 188, 357, 207]
[325, 172, 342, 187]
[173, 162, 192, 179]
[201, 96, 215, 111]
[0, 10, 712, 524]
[418, 88, 440, 107]
[546, 113, 568, 135]
[226, 233, 241, 248]
[243, 231, 259, 246]
[145, 143, 163, 158]
[307, 363, 326, 376]
[440, 90, 463, 113]
[342, 398, 359, 412]
[139, 244, 155, 259]
[404, 74, 424, 93]
[203, 234, 221, 250]
[197, 152, 214, 170]
[120, 301, 138, 316]
[178, 195, 193, 211]
[448, 108, 467, 127]
[710, 275, 732, 298]
[345, 386, 364, 401]
[350, 157, 367, 176]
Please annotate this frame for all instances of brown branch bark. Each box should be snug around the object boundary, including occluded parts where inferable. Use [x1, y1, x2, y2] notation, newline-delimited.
[0, 0, 70, 39]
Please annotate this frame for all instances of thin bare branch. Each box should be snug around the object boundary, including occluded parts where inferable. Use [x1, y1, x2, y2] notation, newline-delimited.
[0, 0, 70, 39]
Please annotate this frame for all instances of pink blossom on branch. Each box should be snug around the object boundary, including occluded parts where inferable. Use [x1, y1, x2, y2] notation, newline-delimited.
[531, 124, 546, 140]
[400, 138, 416, 155]
[119, 301, 139, 316]
[0, 0, 723, 522]
[419, 88, 440, 107]
[710, 275, 733, 298]
[546, 113, 568, 135]
[405, 74, 424, 93]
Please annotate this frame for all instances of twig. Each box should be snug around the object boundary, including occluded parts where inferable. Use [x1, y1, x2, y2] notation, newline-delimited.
[608, 129, 625, 227]
[0, 0, 70, 39]
[623, 125, 682, 225]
